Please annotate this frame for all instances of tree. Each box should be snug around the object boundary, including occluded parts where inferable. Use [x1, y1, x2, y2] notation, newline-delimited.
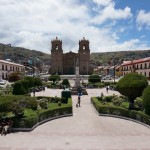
[48, 75, 61, 83]
[116, 73, 148, 109]
[62, 79, 70, 87]
[24, 76, 34, 88]
[88, 74, 101, 83]
[142, 85, 150, 115]
[20, 79, 29, 93]
[8, 71, 22, 82]
[34, 77, 42, 86]
[12, 81, 27, 95]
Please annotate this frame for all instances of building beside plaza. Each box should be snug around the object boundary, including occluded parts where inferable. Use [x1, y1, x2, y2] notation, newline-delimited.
[50, 37, 93, 75]
[0, 59, 25, 80]
[101, 57, 150, 79]
[121, 57, 150, 78]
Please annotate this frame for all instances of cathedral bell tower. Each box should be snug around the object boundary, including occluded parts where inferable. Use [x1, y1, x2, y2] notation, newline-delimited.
[51, 37, 63, 74]
[78, 37, 90, 75]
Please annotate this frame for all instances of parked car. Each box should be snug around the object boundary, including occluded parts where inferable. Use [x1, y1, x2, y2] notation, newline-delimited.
[0, 80, 6, 88]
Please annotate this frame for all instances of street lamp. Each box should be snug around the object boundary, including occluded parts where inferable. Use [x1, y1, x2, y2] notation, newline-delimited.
[113, 65, 115, 83]
[112, 58, 117, 83]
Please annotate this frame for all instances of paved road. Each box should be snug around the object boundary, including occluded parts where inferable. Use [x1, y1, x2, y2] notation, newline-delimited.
[1, 88, 150, 150]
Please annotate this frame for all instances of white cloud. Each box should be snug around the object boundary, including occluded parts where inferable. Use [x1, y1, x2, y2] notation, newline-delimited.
[91, 2, 132, 24]
[93, 0, 112, 6]
[136, 10, 150, 30]
[0, 0, 149, 54]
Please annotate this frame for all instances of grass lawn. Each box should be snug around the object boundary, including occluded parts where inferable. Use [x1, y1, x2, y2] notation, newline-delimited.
[98, 101, 129, 109]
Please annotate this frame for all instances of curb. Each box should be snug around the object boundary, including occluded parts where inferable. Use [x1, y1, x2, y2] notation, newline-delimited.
[12, 113, 73, 132]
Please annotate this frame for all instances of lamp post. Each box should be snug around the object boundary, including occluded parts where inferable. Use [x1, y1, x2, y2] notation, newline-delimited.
[114, 65, 116, 83]
[112, 58, 117, 83]
[33, 58, 36, 97]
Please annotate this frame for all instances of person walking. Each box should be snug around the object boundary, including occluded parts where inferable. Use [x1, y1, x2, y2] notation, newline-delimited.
[78, 95, 81, 107]
[106, 86, 109, 93]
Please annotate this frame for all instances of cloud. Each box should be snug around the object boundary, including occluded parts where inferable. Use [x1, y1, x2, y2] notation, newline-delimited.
[0, 0, 149, 54]
[93, 0, 112, 6]
[91, 2, 132, 24]
[136, 10, 150, 30]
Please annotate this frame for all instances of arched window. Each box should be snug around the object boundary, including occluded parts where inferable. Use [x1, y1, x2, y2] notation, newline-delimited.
[83, 45, 86, 50]
[55, 45, 59, 50]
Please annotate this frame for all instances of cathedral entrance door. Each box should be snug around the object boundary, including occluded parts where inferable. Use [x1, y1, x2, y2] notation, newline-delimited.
[68, 67, 74, 75]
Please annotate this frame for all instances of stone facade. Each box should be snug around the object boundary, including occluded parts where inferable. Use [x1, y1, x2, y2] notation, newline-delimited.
[50, 37, 93, 75]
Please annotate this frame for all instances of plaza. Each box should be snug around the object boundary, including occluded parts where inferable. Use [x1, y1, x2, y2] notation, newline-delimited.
[0, 88, 150, 150]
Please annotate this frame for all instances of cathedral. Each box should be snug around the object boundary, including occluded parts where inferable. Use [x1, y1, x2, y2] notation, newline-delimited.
[50, 37, 93, 75]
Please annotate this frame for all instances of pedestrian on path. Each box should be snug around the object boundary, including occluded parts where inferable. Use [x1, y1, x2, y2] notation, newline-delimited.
[106, 86, 109, 93]
[78, 95, 81, 107]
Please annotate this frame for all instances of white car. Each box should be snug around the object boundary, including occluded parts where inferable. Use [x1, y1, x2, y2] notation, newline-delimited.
[0, 79, 6, 88]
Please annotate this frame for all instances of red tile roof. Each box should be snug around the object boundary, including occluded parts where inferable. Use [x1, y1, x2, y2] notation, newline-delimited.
[121, 57, 150, 66]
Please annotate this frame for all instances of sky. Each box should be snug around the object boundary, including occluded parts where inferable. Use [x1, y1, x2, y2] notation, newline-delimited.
[0, 0, 150, 54]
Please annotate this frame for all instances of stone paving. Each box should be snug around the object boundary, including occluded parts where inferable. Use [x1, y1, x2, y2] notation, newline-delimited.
[0, 88, 150, 150]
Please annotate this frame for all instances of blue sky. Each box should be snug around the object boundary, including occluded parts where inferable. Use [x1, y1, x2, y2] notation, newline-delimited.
[0, 0, 150, 53]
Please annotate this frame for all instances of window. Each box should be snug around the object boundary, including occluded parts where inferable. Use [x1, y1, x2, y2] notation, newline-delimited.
[2, 65, 4, 70]
[10, 66, 12, 71]
[2, 73, 4, 79]
[145, 63, 147, 69]
[55, 45, 59, 50]
[83, 45, 86, 50]
[140, 64, 142, 69]
[145, 72, 146, 77]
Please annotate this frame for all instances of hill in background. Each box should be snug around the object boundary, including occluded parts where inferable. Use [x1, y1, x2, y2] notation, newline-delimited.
[0, 43, 51, 65]
[1, 43, 150, 67]
[91, 50, 150, 66]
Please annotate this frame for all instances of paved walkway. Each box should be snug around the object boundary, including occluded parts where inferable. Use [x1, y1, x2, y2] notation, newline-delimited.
[1, 88, 150, 150]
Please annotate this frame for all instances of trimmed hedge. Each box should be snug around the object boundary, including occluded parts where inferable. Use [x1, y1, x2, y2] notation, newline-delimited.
[91, 97, 150, 126]
[61, 90, 71, 103]
[12, 98, 72, 128]
[143, 85, 150, 115]
[88, 74, 101, 83]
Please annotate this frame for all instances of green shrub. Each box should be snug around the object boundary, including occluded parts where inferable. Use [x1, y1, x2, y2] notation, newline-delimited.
[119, 95, 129, 102]
[88, 74, 101, 83]
[20, 79, 29, 93]
[142, 85, 150, 115]
[26, 98, 38, 110]
[9, 101, 24, 118]
[103, 95, 116, 102]
[12, 81, 27, 95]
[62, 79, 70, 87]
[39, 101, 48, 109]
[116, 73, 148, 109]
[24, 76, 34, 88]
[58, 101, 61, 106]
[8, 71, 22, 82]
[112, 97, 123, 106]
[48, 75, 61, 83]
[61, 91, 71, 103]
[134, 97, 143, 110]
[34, 77, 43, 86]
[36, 96, 52, 102]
